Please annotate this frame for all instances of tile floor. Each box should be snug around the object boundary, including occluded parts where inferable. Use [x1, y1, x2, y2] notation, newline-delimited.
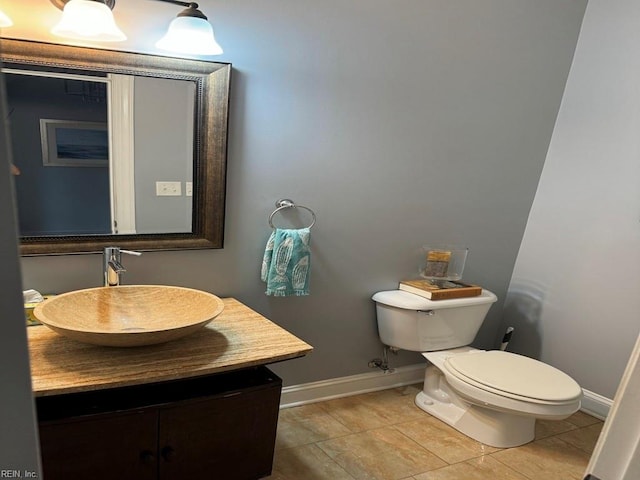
[266, 384, 602, 480]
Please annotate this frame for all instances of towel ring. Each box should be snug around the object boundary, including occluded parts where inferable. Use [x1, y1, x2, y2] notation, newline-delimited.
[269, 199, 316, 229]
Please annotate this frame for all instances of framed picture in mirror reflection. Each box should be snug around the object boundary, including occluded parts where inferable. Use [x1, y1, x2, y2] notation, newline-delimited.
[39, 119, 109, 167]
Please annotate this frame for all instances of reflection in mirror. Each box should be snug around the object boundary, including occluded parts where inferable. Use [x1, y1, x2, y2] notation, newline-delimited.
[7, 69, 195, 236]
[7, 71, 112, 236]
[0, 39, 230, 255]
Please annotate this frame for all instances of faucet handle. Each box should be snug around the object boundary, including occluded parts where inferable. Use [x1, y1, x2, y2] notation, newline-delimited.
[120, 249, 143, 257]
[103, 248, 141, 287]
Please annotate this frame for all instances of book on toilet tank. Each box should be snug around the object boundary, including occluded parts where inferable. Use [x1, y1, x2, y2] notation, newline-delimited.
[398, 279, 482, 300]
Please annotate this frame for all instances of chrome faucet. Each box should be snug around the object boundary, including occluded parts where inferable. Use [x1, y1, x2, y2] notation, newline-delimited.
[103, 247, 142, 287]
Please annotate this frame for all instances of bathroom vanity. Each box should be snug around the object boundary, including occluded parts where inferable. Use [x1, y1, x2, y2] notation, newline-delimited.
[28, 298, 313, 480]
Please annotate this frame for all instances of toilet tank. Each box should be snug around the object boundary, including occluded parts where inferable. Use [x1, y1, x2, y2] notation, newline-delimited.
[372, 290, 497, 352]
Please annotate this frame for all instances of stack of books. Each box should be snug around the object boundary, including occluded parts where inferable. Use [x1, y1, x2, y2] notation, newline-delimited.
[399, 279, 482, 300]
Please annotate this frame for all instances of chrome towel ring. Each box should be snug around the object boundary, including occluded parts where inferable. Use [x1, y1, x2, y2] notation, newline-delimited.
[269, 199, 316, 229]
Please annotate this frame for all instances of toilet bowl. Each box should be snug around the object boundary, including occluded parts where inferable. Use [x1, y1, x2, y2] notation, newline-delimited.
[372, 289, 583, 448]
[417, 347, 582, 447]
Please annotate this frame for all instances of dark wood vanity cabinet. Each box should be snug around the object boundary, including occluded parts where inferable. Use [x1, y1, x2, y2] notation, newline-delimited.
[36, 366, 282, 480]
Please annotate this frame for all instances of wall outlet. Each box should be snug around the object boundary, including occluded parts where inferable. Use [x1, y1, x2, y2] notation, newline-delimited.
[156, 181, 182, 196]
[185, 181, 193, 197]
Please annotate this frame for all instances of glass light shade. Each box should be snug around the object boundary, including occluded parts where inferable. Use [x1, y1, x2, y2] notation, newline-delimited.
[51, 0, 126, 42]
[156, 16, 223, 56]
[0, 9, 13, 27]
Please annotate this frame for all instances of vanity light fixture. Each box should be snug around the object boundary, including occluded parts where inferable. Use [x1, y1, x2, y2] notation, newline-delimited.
[48, 0, 222, 55]
[0, 9, 13, 28]
[154, 0, 223, 56]
[51, 0, 126, 42]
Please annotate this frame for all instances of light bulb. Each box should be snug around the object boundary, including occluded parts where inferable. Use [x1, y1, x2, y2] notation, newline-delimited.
[156, 16, 222, 56]
[0, 9, 13, 27]
[51, 0, 126, 42]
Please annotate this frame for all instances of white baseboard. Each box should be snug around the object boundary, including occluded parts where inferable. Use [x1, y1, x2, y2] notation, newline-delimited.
[280, 364, 614, 421]
[581, 389, 612, 420]
[280, 363, 425, 408]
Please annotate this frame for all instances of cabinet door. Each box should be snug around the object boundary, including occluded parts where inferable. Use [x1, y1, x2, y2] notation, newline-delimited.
[39, 409, 158, 480]
[158, 384, 281, 480]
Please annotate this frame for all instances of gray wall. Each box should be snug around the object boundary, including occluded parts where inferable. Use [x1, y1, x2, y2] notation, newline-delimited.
[16, 0, 587, 387]
[0, 72, 41, 475]
[134, 76, 194, 234]
[503, 0, 640, 401]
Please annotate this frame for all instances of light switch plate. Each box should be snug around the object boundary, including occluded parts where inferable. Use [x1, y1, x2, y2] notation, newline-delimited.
[156, 181, 182, 196]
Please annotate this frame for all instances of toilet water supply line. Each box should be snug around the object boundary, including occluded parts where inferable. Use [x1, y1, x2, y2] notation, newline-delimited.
[368, 346, 398, 373]
[500, 327, 514, 351]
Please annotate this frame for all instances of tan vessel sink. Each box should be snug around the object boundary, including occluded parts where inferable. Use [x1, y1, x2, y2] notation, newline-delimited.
[34, 285, 225, 347]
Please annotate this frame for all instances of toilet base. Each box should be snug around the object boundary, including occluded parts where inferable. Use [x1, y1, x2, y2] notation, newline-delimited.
[415, 366, 536, 448]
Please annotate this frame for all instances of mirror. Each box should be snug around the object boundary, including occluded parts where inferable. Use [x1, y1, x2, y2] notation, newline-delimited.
[0, 39, 230, 255]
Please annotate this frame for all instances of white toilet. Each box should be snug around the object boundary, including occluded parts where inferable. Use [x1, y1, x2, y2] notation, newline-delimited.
[372, 289, 583, 448]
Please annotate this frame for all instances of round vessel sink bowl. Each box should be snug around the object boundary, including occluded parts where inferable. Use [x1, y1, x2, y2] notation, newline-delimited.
[34, 285, 225, 347]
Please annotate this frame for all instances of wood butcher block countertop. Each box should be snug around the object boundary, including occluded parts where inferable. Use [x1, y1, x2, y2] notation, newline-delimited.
[28, 297, 313, 397]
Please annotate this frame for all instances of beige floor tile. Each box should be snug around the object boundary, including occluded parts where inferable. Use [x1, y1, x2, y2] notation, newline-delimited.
[316, 394, 390, 432]
[318, 385, 424, 432]
[266, 443, 355, 480]
[276, 403, 353, 450]
[534, 417, 578, 440]
[280, 402, 339, 422]
[317, 426, 447, 479]
[556, 423, 603, 455]
[492, 436, 591, 480]
[535, 411, 603, 440]
[269, 389, 603, 480]
[394, 416, 500, 464]
[365, 384, 424, 420]
[566, 410, 603, 428]
[413, 456, 529, 480]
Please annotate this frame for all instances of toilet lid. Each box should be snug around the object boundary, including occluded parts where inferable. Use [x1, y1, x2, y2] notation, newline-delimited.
[444, 351, 582, 402]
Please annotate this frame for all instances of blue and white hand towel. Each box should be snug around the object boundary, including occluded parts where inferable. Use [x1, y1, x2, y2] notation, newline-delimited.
[261, 228, 311, 296]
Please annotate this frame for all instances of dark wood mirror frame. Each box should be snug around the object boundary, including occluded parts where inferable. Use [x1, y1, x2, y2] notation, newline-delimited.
[0, 38, 230, 255]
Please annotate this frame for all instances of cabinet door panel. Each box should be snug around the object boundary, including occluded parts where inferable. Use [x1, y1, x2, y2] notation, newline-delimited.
[159, 385, 281, 480]
[39, 409, 158, 480]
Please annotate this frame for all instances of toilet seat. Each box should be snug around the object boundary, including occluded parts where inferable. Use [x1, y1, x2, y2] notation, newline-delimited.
[444, 350, 582, 404]
[423, 349, 582, 418]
